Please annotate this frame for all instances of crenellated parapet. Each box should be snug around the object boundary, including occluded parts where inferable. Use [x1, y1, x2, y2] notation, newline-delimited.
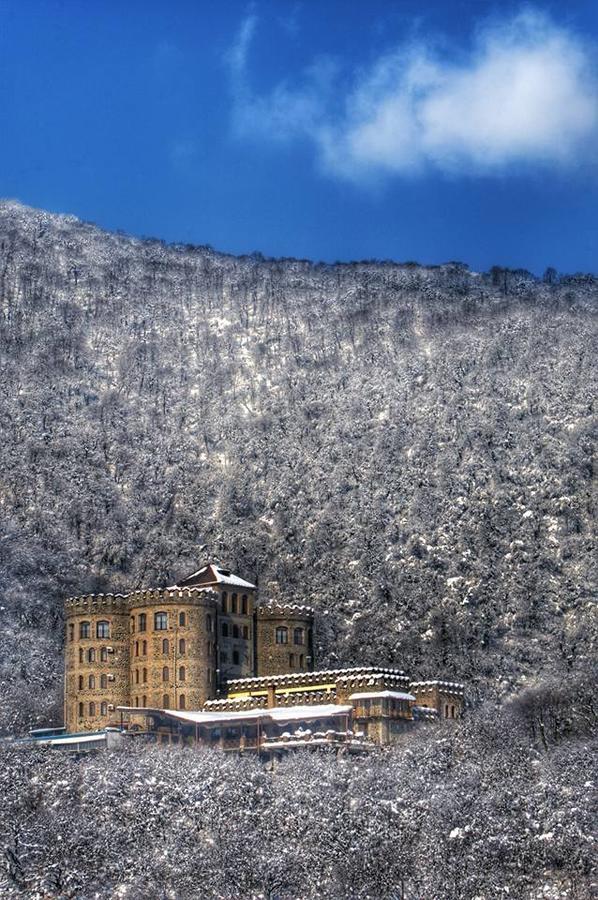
[255, 600, 315, 677]
[127, 587, 218, 610]
[64, 593, 128, 617]
[257, 600, 314, 618]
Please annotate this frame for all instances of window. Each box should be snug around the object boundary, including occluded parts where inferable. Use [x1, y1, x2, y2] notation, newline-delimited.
[88, 674, 95, 689]
[163, 694, 170, 709]
[162, 638, 169, 655]
[78, 675, 84, 690]
[231, 594, 238, 614]
[135, 669, 139, 684]
[241, 595, 248, 615]
[79, 648, 84, 664]
[100, 647, 108, 662]
[220, 651, 228, 665]
[232, 650, 240, 665]
[299, 654, 304, 668]
[222, 622, 229, 638]
[179, 666, 186, 682]
[243, 625, 249, 640]
[445, 704, 449, 718]
[89, 702, 96, 717]
[289, 653, 295, 669]
[79, 621, 90, 639]
[275, 626, 288, 644]
[138, 613, 146, 632]
[142, 695, 147, 706]
[100, 701, 108, 716]
[142, 668, 147, 683]
[179, 612, 186, 627]
[206, 613, 213, 632]
[221, 592, 227, 613]
[162, 667, 169, 682]
[142, 640, 147, 655]
[179, 638, 186, 655]
[451, 705, 455, 718]
[87, 648, 96, 663]
[154, 611, 168, 631]
[232, 624, 239, 639]
[293, 628, 305, 645]
[130, 616, 135, 633]
[179, 694, 186, 710]
[100, 674, 107, 689]
[78, 702, 84, 718]
[68, 623, 74, 642]
[135, 697, 139, 708]
[135, 640, 139, 657]
[96, 620, 110, 639]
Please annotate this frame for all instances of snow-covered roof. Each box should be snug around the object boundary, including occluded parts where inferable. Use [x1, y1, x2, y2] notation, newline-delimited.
[119, 704, 351, 727]
[171, 563, 256, 590]
[349, 691, 416, 702]
[226, 666, 408, 691]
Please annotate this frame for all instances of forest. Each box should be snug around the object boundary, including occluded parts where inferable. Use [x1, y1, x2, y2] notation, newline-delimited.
[0, 201, 595, 898]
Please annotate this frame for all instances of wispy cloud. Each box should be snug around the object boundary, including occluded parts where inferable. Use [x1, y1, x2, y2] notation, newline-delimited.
[228, 8, 598, 181]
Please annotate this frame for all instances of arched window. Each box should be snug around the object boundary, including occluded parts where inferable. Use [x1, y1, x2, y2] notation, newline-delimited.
[179, 666, 186, 682]
[445, 704, 449, 718]
[96, 620, 110, 639]
[232, 624, 239, 639]
[241, 595, 248, 615]
[78, 675, 84, 690]
[88, 674, 95, 689]
[221, 591, 227, 613]
[179, 695, 186, 710]
[87, 648, 96, 663]
[162, 694, 170, 709]
[142, 695, 147, 706]
[100, 674, 107, 689]
[222, 622, 229, 638]
[89, 702, 96, 717]
[78, 702, 84, 718]
[275, 626, 288, 644]
[138, 613, 146, 632]
[100, 647, 108, 662]
[135, 669, 139, 684]
[206, 613, 213, 632]
[293, 628, 305, 645]
[154, 611, 168, 631]
[142, 640, 147, 655]
[142, 668, 147, 683]
[289, 653, 295, 668]
[162, 638, 169, 655]
[79, 621, 90, 639]
[68, 623, 74, 642]
[451, 705, 455, 718]
[162, 666, 169, 682]
[179, 612, 186, 627]
[135, 640, 139, 657]
[135, 697, 139, 708]
[231, 594, 238, 614]
[179, 638, 185, 655]
[100, 701, 108, 716]
[79, 648, 84, 663]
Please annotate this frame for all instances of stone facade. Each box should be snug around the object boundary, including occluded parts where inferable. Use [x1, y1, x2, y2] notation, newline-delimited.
[64, 564, 315, 733]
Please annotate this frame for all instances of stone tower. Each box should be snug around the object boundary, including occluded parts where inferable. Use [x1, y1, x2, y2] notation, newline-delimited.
[64, 593, 130, 732]
[255, 601, 315, 677]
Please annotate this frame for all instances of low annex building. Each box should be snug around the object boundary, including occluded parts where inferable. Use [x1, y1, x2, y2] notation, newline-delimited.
[63, 564, 464, 750]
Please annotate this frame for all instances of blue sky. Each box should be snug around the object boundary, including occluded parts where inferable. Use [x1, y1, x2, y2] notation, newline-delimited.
[0, 0, 596, 273]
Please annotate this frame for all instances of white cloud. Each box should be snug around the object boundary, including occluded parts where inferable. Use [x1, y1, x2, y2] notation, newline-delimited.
[228, 9, 598, 180]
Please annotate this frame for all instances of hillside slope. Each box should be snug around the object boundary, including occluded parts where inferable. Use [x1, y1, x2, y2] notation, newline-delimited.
[0, 201, 595, 730]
